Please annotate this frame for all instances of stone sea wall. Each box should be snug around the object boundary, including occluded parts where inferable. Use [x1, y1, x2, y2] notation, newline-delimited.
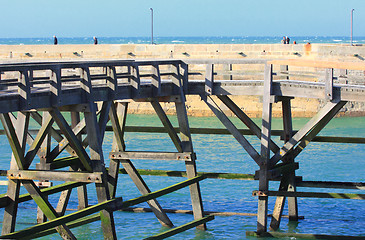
[1, 43, 365, 117]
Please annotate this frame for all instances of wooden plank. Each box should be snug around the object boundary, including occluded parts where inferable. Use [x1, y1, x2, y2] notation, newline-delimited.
[117, 168, 255, 180]
[252, 190, 365, 200]
[203, 95, 261, 165]
[144, 215, 215, 240]
[122, 207, 304, 219]
[50, 156, 80, 170]
[119, 175, 206, 210]
[110, 151, 194, 161]
[4, 127, 365, 144]
[151, 99, 183, 152]
[7, 170, 103, 183]
[296, 180, 365, 190]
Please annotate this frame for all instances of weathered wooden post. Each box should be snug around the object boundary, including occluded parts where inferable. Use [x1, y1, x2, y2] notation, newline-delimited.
[256, 63, 273, 233]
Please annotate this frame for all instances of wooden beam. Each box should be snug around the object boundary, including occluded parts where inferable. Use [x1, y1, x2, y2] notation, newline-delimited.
[117, 168, 256, 180]
[7, 170, 103, 183]
[252, 190, 365, 200]
[0, 113, 26, 169]
[202, 95, 261, 165]
[296, 180, 365, 190]
[21, 180, 77, 239]
[325, 68, 334, 101]
[0, 175, 205, 239]
[1, 112, 29, 235]
[175, 99, 206, 230]
[120, 159, 174, 227]
[205, 64, 214, 95]
[111, 151, 194, 161]
[257, 63, 273, 233]
[49, 108, 93, 172]
[144, 215, 214, 240]
[217, 95, 280, 153]
[270, 100, 346, 167]
[23, 113, 54, 169]
[151, 99, 183, 152]
[21, 214, 100, 240]
[268, 59, 365, 71]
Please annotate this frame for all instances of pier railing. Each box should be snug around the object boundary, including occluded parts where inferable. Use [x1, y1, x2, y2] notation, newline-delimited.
[0, 58, 365, 239]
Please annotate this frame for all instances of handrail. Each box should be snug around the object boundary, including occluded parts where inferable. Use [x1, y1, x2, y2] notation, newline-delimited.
[268, 59, 365, 70]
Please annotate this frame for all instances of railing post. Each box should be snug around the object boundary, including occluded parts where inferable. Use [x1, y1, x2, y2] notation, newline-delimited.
[50, 66, 62, 106]
[325, 68, 334, 101]
[205, 64, 214, 95]
[18, 70, 31, 109]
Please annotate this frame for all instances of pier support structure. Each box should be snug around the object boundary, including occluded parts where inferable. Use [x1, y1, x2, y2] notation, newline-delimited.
[0, 59, 364, 239]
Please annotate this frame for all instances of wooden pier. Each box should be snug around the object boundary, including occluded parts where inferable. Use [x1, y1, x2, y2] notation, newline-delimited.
[0, 58, 364, 239]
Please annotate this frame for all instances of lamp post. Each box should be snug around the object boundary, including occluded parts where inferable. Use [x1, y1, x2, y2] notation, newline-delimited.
[150, 8, 154, 45]
[351, 9, 354, 46]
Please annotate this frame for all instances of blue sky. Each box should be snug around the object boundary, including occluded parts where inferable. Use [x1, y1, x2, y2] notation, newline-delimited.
[0, 0, 364, 38]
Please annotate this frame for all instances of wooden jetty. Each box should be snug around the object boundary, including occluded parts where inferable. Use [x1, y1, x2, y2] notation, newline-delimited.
[0, 58, 364, 239]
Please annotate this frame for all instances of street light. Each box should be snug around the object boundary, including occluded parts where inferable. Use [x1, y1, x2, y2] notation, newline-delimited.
[351, 9, 355, 46]
[150, 8, 154, 45]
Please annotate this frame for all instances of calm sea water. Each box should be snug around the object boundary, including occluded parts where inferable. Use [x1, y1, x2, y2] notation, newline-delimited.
[0, 114, 364, 239]
[1, 36, 365, 45]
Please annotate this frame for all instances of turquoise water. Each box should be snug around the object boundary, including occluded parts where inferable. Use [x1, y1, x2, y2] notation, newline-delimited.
[0, 115, 364, 239]
[1, 36, 365, 45]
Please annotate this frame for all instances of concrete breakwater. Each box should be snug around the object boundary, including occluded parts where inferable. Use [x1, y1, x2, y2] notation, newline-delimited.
[1, 43, 365, 117]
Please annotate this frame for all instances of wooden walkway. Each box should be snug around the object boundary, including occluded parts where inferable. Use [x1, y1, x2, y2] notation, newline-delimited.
[0, 58, 364, 239]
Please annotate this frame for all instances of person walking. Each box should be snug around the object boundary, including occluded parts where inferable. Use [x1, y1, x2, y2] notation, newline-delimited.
[93, 36, 98, 45]
[53, 35, 58, 45]
[281, 36, 287, 44]
[286, 36, 290, 44]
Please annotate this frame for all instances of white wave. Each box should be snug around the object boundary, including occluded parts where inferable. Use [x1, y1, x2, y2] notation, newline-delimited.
[171, 40, 184, 43]
[333, 39, 343, 42]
